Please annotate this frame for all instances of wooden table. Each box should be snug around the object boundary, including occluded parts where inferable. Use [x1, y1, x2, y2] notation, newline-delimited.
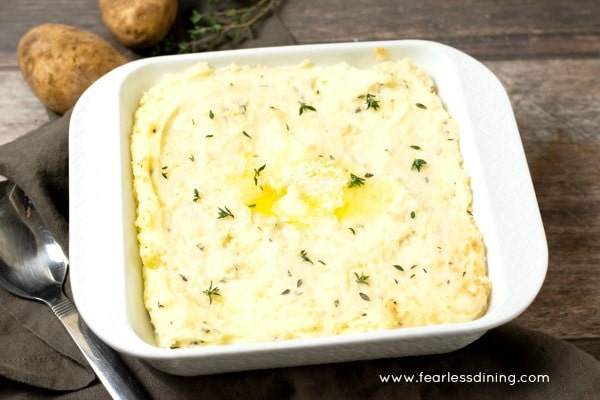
[0, 0, 598, 359]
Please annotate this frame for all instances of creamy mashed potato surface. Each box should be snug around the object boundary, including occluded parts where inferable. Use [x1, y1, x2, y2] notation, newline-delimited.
[131, 56, 491, 348]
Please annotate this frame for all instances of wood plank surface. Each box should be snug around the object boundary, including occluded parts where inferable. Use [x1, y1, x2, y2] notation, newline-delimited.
[280, 0, 600, 59]
[0, 70, 49, 142]
[0, 0, 599, 357]
[483, 58, 600, 341]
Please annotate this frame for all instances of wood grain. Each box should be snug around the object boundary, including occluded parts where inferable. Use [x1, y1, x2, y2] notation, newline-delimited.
[0, 0, 599, 358]
[0, 0, 132, 68]
[279, 0, 600, 59]
[0, 70, 49, 144]
[484, 59, 600, 342]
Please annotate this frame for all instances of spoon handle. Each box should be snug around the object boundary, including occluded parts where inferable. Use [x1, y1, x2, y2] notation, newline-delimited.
[49, 292, 149, 400]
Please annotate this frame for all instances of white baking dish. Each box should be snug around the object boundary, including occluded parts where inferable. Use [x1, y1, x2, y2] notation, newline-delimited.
[69, 40, 547, 376]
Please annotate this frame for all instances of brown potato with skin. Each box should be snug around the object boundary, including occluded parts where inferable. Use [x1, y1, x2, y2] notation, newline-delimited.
[17, 23, 128, 114]
[99, 0, 178, 49]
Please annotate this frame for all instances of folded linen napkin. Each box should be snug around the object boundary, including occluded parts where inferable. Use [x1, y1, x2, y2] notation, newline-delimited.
[1, 10, 599, 400]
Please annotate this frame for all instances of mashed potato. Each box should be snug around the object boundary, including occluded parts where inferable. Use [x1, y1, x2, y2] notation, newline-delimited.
[131, 56, 491, 348]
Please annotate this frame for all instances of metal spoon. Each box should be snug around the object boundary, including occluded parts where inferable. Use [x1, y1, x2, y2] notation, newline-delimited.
[0, 180, 148, 399]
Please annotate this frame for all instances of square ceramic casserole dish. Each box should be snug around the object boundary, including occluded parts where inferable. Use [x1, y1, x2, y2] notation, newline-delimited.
[69, 40, 547, 376]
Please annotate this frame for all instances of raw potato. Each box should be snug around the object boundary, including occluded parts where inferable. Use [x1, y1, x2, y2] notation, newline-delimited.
[17, 23, 128, 114]
[99, 0, 178, 49]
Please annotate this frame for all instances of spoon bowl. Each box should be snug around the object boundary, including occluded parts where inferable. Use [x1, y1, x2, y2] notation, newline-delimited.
[0, 182, 67, 302]
[0, 180, 147, 399]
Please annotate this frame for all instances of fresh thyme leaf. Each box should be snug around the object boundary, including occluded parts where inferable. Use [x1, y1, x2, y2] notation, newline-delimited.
[242, 130, 252, 138]
[348, 173, 365, 188]
[217, 206, 234, 219]
[281, 289, 290, 295]
[193, 188, 201, 202]
[393, 264, 404, 271]
[415, 103, 427, 109]
[354, 272, 370, 285]
[410, 145, 421, 150]
[298, 102, 317, 115]
[146, 0, 276, 55]
[297, 279, 303, 288]
[189, 154, 195, 162]
[209, 110, 215, 119]
[358, 93, 380, 110]
[359, 292, 370, 301]
[300, 249, 313, 264]
[348, 227, 356, 235]
[411, 158, 427, 172]
[203, 281, 220, 304]
[253, 164, 266, 186]
[161, 166, 168, 179]
[247, 203, 256, 208]
[410, 211, 416, 219]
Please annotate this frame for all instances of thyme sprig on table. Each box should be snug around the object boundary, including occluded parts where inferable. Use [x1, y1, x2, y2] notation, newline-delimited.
[148, 0, 278, 55]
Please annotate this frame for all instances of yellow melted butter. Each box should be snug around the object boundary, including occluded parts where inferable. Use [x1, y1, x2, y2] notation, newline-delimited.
[247, 184, 281, 217]
[240, 158, 394, 223]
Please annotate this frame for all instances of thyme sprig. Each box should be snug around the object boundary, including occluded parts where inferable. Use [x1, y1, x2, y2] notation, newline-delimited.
[298, 102, 317, 115]
[300, 249, 313, 264]
[411, 158, 427, 172]
[217, 206, 235, 219]
[348, 173, 365, 188]
[253, 164, 266, 186]
[354, 272, 370, 285]
[203, 281, 221, 304]
[358, 93, 380, 110]
[148, 0, 277, 55]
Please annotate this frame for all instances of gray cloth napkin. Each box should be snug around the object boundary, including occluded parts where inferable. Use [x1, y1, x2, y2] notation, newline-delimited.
[1, 9, 600, 400]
